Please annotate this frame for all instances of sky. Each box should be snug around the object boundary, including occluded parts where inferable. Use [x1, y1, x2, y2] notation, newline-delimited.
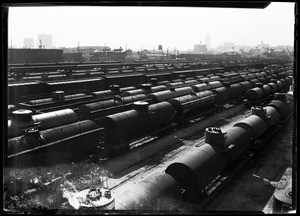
[7, 2, 295, 51]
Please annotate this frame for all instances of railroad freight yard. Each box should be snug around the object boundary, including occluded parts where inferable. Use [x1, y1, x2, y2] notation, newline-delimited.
[4, 57, 296, 214]
[4, 2, 296, 215]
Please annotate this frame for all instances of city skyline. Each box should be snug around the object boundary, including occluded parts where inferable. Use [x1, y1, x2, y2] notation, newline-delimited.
[8, 2, 294, 51]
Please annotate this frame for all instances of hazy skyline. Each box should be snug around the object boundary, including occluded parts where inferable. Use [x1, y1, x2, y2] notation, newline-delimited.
[8, 2, 295, 51]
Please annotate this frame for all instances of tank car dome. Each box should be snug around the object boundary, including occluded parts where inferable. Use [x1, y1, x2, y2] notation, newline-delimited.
[12, 109, 33, 122]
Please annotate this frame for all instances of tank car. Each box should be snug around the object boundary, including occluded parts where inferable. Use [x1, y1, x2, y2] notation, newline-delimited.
[151, 85, 168, 93]
[7, 120, 102, 167]
[268, 93, 293, 122]
[99, 101, 175, 153]
[212, 83, 243, 105]
[168, 90, 217, 118]
[119, 86, 137, 92]
[245, 83, 273, 106]
[8, 108, 78, 138]
[77, 94, 150, 121]
[121, 89, 146, 97]
[77, 98, 123, 119]
[191, 81, 222, 93]
[197, 77, 210, 83]
[248, 78, 260, 87]
[147, 87, 194, 103]
[91, 85, 121, 100]
[238, 81, 253, 95]
[115, 172, 182, 210]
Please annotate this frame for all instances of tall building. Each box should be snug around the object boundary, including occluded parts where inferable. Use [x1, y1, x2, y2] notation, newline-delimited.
[23, 38, 34, 48]
[37, 34, 53, 48]
[205, 33, 211, 50]
[193, 43, 207, 54]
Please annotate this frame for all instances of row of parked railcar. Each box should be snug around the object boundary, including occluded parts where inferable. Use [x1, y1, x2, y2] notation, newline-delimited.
[6, 67, 292, 166]
[9, 66, 291, 116]
[97, 75, 292, 153]
[115, 92, 293, 210]
[7, 64, 292, 140]
[10, 63, 292, 113]
[8, 59, 289, 105]
[8, 60, 202, 83]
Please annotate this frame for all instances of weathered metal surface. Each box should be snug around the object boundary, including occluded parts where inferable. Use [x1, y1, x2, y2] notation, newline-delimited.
[165, 143, 227, 200]
[147, 87, 193, 102]
[115, 172, 181, 210]
[7, 120, 101, 167]
[233, 115, 267, 140]
[101, 101, 175, 146]
[8, 109, 78, 138]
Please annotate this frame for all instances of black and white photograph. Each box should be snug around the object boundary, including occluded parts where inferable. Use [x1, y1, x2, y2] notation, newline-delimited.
[3, 1, 296, 214]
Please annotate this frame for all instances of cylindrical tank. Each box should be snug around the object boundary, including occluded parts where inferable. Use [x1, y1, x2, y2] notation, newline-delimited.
[147, 87, 193, 103]
[165, 143, 228, 200]
[32, 109, 79, 129]
[27, 93, 92, 106]
[262, 84, 272, 97]
[121, 94, 148, 104]
[233, 115, 267, 140]
[212, 84, 242, 104]
[239, 81, 253, 94]
[229, 84, 244, 100]
[276, 80, 284, 91]
[8, 109, 78, 138]
[191, 83, 210, 93]
[77, 99, 122, 119]
[121, 89, 145, 97]
[119, 86, 136, 93]
[245, 87, 265, 101]
[267, 82, 279, 94]
[208, 81, 223, 90]
[115, 172, 182, 210]
[249, 79, 260, 87]
[7, 120, 101, 167]
[151, 85, 168, 93]
[169, 81, 185, 88]
[254, 73, 262, 78]
[265, 75, 272, 82]
[168, 90, 216, 116]
[268, 99, 290, 122]
[184, 80, 199, 86]
[100, 101, 175, 150]
[258, 77, 268, 84]
[264, 106, 279, 128]
[224, 125, 252, 162]
[91, 90, 115, 99]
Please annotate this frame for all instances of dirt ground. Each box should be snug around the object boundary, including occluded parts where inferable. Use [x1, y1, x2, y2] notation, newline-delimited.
[202, 119, 294, 212]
